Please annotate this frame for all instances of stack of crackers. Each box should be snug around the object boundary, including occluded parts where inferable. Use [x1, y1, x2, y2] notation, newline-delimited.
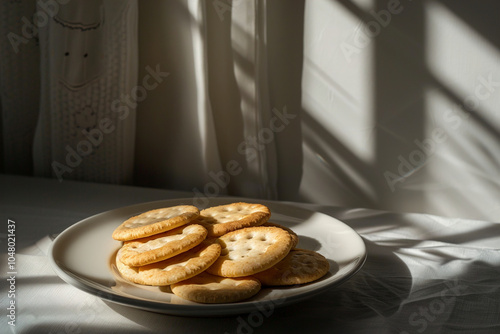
[112, 202, 329, 304]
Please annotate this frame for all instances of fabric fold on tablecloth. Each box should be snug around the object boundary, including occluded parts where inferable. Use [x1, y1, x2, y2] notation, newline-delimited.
[328, 208, 500, 333]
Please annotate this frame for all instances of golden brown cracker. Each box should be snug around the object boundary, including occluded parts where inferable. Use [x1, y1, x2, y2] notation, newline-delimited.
[112, 205, 199, 241]
[116, 240, 221, 286]
[252, 249, 330, 286]
[195, 202, 270, 237]
[118, 224, 207, 266]
[171, 272, 261, 303]
[206, 226, 293, 277]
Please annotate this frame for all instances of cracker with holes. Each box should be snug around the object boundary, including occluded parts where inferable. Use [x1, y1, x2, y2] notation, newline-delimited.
[206, 226, 294, 277]
[112, 205, 200, 241]
[171, 272, 261, 304]
[194, 202, 270, 237]
[118, 224, 208, 266]
[252, 248, 330, 286]
[116, 240, 221, 286]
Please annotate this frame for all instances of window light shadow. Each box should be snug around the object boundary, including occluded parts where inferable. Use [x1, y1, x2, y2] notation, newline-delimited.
[437, 0, 500, 51]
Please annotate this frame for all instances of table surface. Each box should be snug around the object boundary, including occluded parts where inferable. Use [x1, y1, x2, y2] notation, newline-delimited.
[1, 174, 499, 334]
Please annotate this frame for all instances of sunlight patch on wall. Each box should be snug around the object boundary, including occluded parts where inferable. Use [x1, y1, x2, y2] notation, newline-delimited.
[302, 0, 376, 165]
[426, 1, 500, 123]
[423, 1, 500, 221]
[423, 87, 500, 221]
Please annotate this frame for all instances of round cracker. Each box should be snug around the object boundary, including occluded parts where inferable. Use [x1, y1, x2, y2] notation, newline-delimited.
[112, 205, 200, 241]
[195, 202, 270, 237]
[116, 240, 221, 286]
[252, 249, 330, 286]
[171, 272, 261, 304]
[118, 224, 208, 266]
[206, 226, 293, 277]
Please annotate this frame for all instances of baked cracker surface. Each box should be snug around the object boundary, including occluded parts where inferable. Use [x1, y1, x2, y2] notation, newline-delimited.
[112, 205, 199, 241]
[115, 240, 221, 286]
[206, 226, 293, 277]
[252, 248, 330, 286]
[118, 224, 208, 266]
[195, 202, 270, 237]
[171, 272, 261, 303]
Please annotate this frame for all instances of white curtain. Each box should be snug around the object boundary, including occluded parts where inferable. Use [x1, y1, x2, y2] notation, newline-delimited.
[35, 0, 138, 184]
[0, 0, 41, 175]
[132, 0, 304, 202]
[134, 0, 279, 199]
[1, 0, 138, 184]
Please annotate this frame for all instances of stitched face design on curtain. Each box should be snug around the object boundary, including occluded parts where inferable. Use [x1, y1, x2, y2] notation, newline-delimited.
[33, 0, 138, 184]
[51, 0, 105, 147]
[52, 0, 104, 91]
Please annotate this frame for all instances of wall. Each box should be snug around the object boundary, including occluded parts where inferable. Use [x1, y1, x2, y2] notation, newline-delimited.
[297, 0, 500, 221]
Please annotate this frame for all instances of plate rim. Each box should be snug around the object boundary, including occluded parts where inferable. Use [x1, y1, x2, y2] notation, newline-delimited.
[48, 197, 366, 316]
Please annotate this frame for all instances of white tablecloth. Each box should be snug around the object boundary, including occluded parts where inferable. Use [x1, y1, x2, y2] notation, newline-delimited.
[1, 175, 499, 333]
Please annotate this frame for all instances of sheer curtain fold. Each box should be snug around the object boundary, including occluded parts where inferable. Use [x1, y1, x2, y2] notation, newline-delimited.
[134, 0, 279, 200]
[0, 0, 40, 175]
[228, 0, 278, 199]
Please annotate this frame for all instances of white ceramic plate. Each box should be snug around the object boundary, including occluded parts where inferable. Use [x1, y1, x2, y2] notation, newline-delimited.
[49, 198, 366, 316]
